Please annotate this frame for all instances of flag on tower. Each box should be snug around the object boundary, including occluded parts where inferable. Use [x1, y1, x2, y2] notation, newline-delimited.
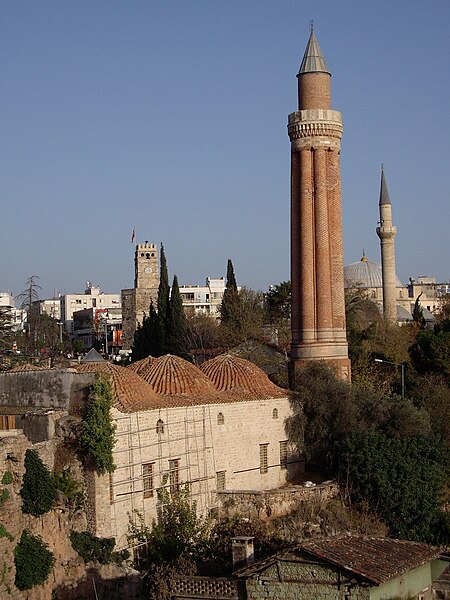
[131, 228, 135, 244]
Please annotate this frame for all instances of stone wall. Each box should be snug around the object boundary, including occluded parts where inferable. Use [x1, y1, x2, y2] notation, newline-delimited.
[216, 481, 338, 521]
[107, 397, 299, 548]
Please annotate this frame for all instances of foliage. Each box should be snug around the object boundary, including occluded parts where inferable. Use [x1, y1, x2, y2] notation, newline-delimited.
[71, 339, 84, 355]
[132, 301, 165, 360]
[157, 243, 170, 337]
[1, 471, 13, 485]
[14, 530, 55, 590]
[410, 319, 450, 379]
[184, 313, 222, 363]
[265, 281, 291, 323]
[0, 524, 14, 542]
[411, 294, 426, 328]
[167, 275, 191, 360]
[0, 307, 16, 370]
[70, 530, 129, 565]
[338, 432, 450, 543]
[129, 482, 209, 567]
[0, 488, 10, 504]
[80, 375, 116, 474]
[20, 449, 57, 516]
[53, 468, 84, 508]
[220, 259, 239, 326]
[221, 287, 265, 348]
[411, 373, 450, 448]
[287, 361, 357, 473]
[435, 293, 450, 321]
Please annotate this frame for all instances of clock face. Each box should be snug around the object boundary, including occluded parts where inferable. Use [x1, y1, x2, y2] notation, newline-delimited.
[144, 266, 152, 274]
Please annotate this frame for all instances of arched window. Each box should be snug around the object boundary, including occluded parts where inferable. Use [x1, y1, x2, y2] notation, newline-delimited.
[272, 408, 278, 419]
[371, 290, 376, 298]
[217, 412, 224, 425]
[156, 419, 164, 435]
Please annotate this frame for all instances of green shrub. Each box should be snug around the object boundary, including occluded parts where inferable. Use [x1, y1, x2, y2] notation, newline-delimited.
[14, 530, 55, 590]
[0, 488, 10, 504]
[1, 471, 13, 485]
[80, 375, 116, 474]
[0, 524, 13, 542]
[20, 449, 57, 516]
[53, 468, 84, 508]
[70, 531, 129, 565]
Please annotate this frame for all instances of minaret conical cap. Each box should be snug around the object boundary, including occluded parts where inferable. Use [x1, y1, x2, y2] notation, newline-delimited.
[379, 165, 391, 205]
[298, 29, 330, 76]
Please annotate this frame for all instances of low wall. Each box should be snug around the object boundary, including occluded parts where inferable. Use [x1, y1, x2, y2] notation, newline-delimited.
[216, 481, 339, 521]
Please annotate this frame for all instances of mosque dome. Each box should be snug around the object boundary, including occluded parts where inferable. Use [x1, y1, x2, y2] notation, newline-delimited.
[344, 255, 403, 289]
[200, 354, 286, 400]
[135, 354, 219, 404]
[76, 361, 160, 413]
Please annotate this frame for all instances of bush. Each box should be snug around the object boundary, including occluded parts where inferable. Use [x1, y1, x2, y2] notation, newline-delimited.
[80, 375, 116, 474]
[53, 468, 84, 509]
[20, 449, 57, 516]
[1, 471, 13, 485]
[0, 488, 10, 504]
[14, 530, 55, 590]
[0, 524, 13, 541]
[70, 531, 129, 565]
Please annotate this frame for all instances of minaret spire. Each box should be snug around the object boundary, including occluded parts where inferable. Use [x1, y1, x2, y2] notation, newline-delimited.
[289, 30, 350, 383]
[376, 166, 398, 322]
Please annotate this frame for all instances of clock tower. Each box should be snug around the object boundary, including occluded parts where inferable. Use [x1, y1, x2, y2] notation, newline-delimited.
[135, 241, 159, 289]
[121, 240, 160, 350]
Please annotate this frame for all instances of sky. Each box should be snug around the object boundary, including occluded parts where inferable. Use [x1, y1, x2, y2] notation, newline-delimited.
[1, 0, 449, 300]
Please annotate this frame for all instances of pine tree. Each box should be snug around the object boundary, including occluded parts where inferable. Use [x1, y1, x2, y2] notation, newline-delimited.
[168, 275, 191, 361]
[131, 301, 166, 360]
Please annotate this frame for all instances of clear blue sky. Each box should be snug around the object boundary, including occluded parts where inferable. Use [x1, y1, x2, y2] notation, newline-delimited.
[2, 0, 449, 299]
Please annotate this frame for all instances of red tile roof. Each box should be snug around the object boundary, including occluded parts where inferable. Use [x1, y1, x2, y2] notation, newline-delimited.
[127, 356, 154, 376]
[200, 354, 287, 400]
[75, 362, 160, 413]
[132, 354, 222, 406]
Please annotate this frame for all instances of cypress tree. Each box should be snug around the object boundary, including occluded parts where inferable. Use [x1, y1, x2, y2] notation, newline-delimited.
[158, 244, 170, 329]
[131, 301, 166, 360]
[220, 259, 240, 325]
[168, 275, 191, 360]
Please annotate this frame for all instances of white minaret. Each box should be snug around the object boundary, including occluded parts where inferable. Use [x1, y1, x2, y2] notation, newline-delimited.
[376, 166, 398, 322]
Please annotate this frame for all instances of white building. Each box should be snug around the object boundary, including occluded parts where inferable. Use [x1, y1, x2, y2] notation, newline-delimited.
[31, 297, 61, 321]
[0, 292, 26, 332]
[179, 277, 226, 317]
[60, 282, 121, 335]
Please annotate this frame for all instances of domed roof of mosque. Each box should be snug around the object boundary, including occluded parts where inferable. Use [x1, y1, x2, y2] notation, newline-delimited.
[344, 254, 403, 289]
[76, 361, 160, 413]
[200, 354, 286, 400]
[135, 354, 220, 405]
[127, 355, 155, 376]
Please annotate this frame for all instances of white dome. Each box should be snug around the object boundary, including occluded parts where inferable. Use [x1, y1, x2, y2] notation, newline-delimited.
[344, 259, 403, 289]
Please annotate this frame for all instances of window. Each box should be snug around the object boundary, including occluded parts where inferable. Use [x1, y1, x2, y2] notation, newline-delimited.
[216, 471, 226, 491]
[259, 444, 268, 474]
[169, 459, 180, 493]
[217, 412, 224, 425]
[143, 462, 154, 499]
[272, 408, 278, 419]
[156, 419, 164, 434]
[280, 441, 288, 470]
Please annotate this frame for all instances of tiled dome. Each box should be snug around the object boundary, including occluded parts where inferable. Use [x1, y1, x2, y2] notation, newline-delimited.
[76, 361, 160, 413]
[135, 354, 219, 405]
[127, 355, 154, 376]
[200, 354, 286, 400]
[344, 258, 403, 288]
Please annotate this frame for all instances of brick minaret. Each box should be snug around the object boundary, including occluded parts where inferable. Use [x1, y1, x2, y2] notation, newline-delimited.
[288, 28, 351, 382]
[376, 166, 398, 322]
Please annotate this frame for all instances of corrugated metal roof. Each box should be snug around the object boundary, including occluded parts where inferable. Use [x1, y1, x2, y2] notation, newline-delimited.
[298, 30, 330, 75]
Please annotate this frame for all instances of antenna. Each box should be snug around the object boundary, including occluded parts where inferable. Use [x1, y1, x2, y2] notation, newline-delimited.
[310, 20, 314, 33]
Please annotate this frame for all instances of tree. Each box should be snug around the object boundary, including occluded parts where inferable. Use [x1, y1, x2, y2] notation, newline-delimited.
[80, 375, 116, 474]
[0, 307, 15, 370]
[410, 319, 450, 379]
[15, 276, 42, 356]
[157, 244, 170, 333]
[167, 275, 191, 360]
[338, 432, 450, 544]
[220, 259, 239, 326]
[184, 313, 222, 364]
[266, 281, 291, 323]
[412, 293, 426, 328]
[20, 449, 57, 516]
